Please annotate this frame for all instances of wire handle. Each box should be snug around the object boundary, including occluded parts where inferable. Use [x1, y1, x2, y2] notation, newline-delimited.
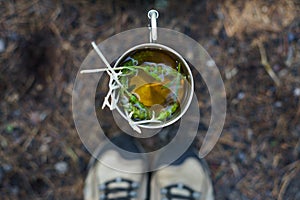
[148, 10, 159, 42]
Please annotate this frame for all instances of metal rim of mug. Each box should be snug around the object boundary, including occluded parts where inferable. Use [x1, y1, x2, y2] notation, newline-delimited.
[113, 43, 195, 129]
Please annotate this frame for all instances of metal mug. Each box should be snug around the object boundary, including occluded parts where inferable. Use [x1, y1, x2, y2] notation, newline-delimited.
[113, 43, 194, 130]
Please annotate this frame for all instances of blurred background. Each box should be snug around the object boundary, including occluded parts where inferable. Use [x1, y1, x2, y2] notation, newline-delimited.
[0, 0, 299, 199]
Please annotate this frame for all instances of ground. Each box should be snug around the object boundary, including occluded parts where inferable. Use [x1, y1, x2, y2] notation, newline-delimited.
[0, 0, 300, 199]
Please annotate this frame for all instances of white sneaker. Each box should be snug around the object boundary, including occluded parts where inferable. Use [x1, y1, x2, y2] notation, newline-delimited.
[84, 134, 148, 200]
[150, 147, 214, 200]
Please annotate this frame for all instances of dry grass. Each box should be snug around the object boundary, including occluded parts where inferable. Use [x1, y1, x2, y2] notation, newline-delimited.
[219, 0, 298, 38]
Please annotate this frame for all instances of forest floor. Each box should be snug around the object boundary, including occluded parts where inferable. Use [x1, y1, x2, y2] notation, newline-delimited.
[1, 0, 300, 199]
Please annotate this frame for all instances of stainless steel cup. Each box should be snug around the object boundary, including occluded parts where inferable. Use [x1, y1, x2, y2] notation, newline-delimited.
[114, 43, 194, 130]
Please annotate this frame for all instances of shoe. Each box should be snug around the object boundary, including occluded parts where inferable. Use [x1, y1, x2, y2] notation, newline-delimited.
[84, 134, 148, 200]
[150, 147, 214, 200]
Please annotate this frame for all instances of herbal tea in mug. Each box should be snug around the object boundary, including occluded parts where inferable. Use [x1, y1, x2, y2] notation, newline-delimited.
[114, 43, 194, 131]
[81, 43, 194, 133]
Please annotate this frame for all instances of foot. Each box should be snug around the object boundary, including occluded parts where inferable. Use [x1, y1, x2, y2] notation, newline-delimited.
[84, 134, 148, 200]
[150, 147, 214, 200]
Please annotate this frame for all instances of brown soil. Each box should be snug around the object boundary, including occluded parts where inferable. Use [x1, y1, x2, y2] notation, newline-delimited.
[1, 0, 299, 199]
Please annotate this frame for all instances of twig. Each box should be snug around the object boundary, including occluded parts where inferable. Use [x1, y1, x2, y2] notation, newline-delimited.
[257, 41, 281, 86]
[90, 42, 122, 87]
[22, 127, 39, 151]
[80, 66, 136, 74]
[278, 160, 300, 200]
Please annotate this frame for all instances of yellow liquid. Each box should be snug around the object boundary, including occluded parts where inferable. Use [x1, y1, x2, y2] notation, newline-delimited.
[133, 83, 172, 107]
[128, 66, 184, 113]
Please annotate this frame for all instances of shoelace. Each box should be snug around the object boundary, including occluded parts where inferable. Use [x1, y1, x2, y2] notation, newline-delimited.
[98, 177, 139, 200]
[160, 183, 201, 200]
